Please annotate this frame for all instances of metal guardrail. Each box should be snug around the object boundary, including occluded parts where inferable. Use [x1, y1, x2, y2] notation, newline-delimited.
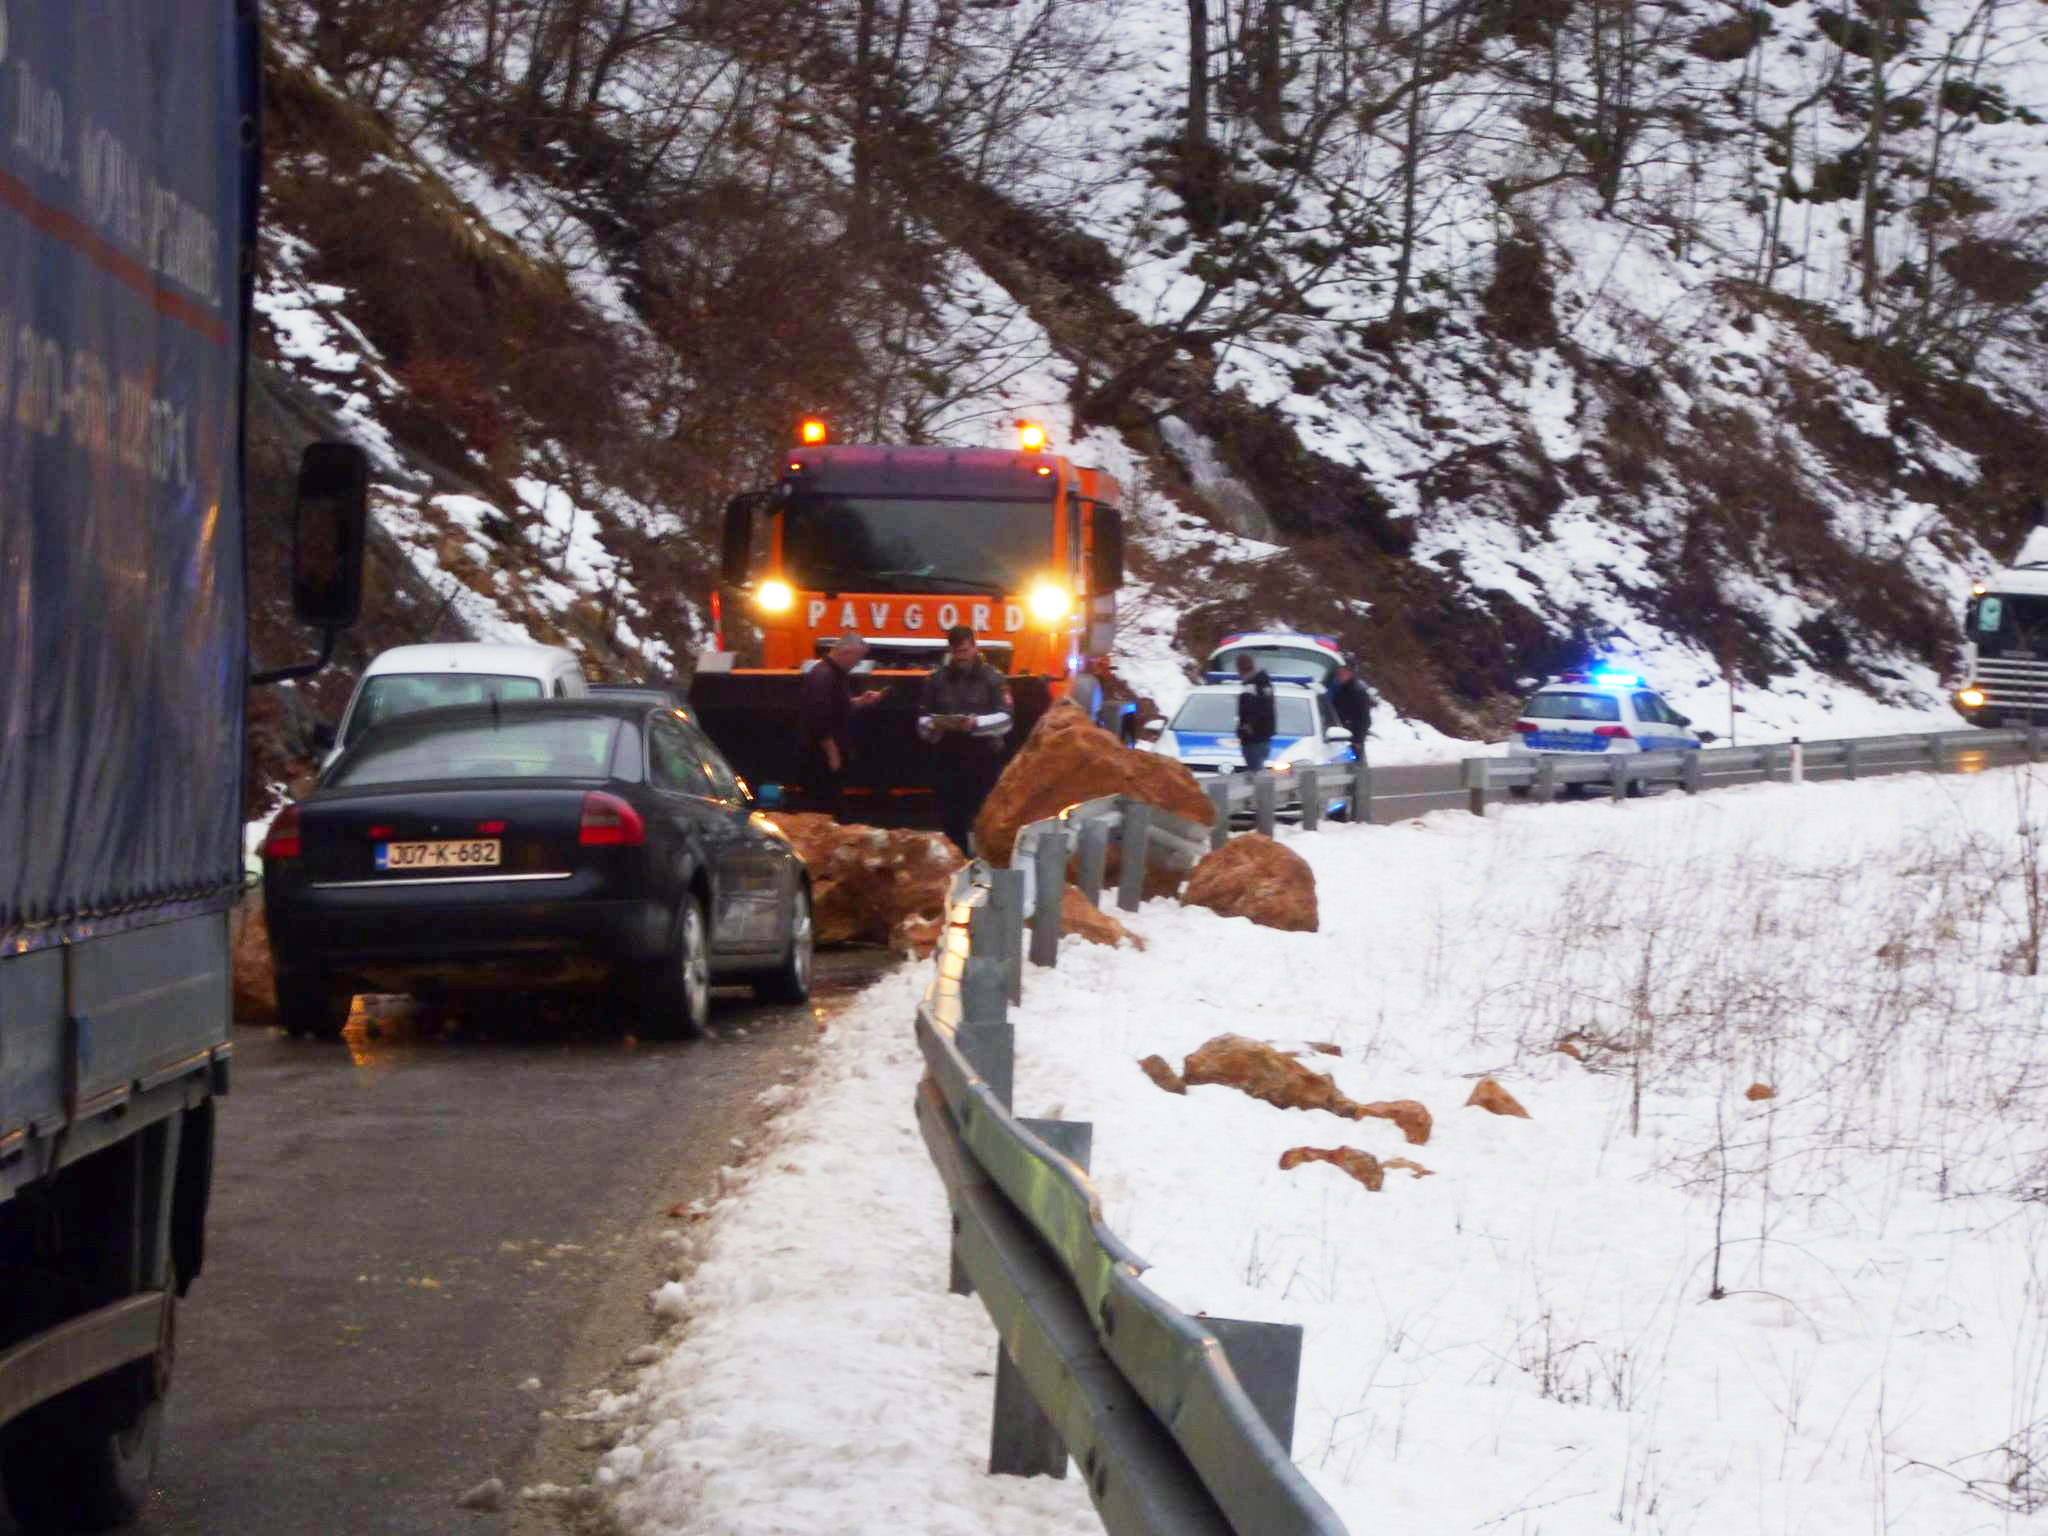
[915, 837, 1348, 1536]
[1133, 723, 2046, 833]
[1457, 724, 2045, 814]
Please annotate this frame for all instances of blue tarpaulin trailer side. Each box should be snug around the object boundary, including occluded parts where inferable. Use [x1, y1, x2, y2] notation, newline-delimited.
[0, 0, 256, 952]
[0, 4, 263, 1526]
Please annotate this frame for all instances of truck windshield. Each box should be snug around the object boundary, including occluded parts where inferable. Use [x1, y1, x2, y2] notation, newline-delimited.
[1974, 594, 2048, 657]
[781, 496, 1054, 594]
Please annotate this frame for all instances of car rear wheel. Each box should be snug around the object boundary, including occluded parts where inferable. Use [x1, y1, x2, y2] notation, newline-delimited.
[755, 885, 814, 1005]
[276, 971, 351, 1040]
[641, 898, 710, 1040]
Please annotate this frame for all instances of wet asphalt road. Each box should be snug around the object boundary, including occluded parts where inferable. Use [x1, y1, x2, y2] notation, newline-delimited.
[1, 952, 890, 1536]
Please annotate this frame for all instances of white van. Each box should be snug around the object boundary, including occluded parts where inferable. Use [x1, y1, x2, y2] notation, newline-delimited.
[325, 643, 587, 766]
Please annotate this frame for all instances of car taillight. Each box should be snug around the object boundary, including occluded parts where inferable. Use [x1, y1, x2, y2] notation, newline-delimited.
[579, 792, 645, 847]
[264, 804, 303, 860]
[1513, 721, 1538, 734]
[1594, 725, 1632, 739]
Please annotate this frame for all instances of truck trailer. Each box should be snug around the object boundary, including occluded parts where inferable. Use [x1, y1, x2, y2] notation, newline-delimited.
[691, 422, 1125, 816]
[1, 4, 364, 1526]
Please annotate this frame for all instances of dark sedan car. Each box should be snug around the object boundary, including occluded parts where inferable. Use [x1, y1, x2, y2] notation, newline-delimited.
[260, 698, 812, 1040]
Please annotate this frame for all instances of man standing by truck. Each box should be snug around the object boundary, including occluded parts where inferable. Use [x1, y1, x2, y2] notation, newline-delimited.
[796, 633, 881, 817]
[919, 625, 1015, 855]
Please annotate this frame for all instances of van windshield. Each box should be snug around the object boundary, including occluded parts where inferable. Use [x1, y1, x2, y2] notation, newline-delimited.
[349, 674, 546, 736]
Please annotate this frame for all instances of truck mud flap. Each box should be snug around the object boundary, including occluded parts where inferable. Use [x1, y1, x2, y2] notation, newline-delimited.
[0, 1291, 170, 1433]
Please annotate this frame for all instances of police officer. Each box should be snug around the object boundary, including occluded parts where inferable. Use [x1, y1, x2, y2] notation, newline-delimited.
[919, 625, 1014, 855]
[1326, 658, 1373, 755]
[1235, 652, 1276, 771]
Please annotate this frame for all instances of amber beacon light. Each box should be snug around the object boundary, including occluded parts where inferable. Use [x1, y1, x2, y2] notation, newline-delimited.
[799, 417, 828, 446]
[1017, 421, 1047, 452]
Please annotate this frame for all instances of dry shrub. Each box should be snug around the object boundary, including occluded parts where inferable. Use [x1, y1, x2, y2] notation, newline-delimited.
[1690, 9, 1769, 61]
[1482, 228, 1559, 349]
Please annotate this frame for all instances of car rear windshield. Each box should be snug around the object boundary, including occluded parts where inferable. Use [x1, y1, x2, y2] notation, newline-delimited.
[331, 717, 622, 786]
[1171, 693, 1316, 736]
[1214, 647, 1337, 685]
[350, 673, 546, 735]
[1523, 691, 1621, 722]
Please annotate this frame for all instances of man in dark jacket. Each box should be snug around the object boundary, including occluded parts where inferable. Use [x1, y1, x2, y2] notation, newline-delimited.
[919, 625, 1014, 855]
[1326, 660, 1372, 755]
[797, 632, 880, 818]
[1235, 653, 1276, 771]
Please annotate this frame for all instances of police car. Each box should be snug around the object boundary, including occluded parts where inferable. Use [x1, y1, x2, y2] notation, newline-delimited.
[1507, 671, 1711, 794]
[1146, 681, 1357, 816]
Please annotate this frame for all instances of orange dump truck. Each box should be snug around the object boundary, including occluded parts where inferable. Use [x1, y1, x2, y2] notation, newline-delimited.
[690, 425, 1125, 818]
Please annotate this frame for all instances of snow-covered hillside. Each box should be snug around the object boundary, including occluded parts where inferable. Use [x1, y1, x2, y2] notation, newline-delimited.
[250, 0, 2048, 772]
[579, 764, 2048, 1535]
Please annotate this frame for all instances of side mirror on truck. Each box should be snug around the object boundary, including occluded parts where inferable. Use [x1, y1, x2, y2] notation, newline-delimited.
[1091, 505, 1125, 593]
[291, 441, 369, 630]
[721, 493, 770, 586]
[251, 441, 370, 686]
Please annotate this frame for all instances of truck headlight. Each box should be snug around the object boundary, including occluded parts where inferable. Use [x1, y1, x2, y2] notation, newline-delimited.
[1027, 582, 1071, 622]
[757, 580, 794, 614]
[1958, 688, 1986, 708]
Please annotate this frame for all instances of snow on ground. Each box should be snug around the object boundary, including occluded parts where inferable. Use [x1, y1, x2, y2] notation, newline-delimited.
[575, 967, 1096, 1536]
[595, 764, 2048, 1535]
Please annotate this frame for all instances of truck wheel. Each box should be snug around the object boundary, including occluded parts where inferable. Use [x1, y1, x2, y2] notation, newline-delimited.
[277, 971, 351, 1039]
[640, 898, 710, 1040]
[755, 885, 814, 1005]
[1, 1361, 162, 1532]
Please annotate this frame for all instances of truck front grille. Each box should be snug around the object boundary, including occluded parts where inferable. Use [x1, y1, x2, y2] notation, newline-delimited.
[1974, 658, 2048, 712]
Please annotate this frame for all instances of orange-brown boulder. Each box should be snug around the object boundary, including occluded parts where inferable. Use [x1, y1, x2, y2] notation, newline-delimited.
[1357, 1100, 1432, 1146]
[974, 703, 1213, 870]
[1182, 1035, 1433, 1143]
[1279, 1146, 1384, 1192]
[765, 813, 965, 945]
[1744, 1082, 1776, 1101]
[1186, 1034, 1361, 1117]
[1384, 1157, 1435, 1179]
[1556, 1040, 1584, 1061]
[1466, 1077, 1531, 1118]
[231, 894, 277, 1027]
[1062, 885, 1145, 950]
[1182, 833, 1317, 933]
[1307, 1042, 1343, 1057]
[1138, 1055, 1187, 1095]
